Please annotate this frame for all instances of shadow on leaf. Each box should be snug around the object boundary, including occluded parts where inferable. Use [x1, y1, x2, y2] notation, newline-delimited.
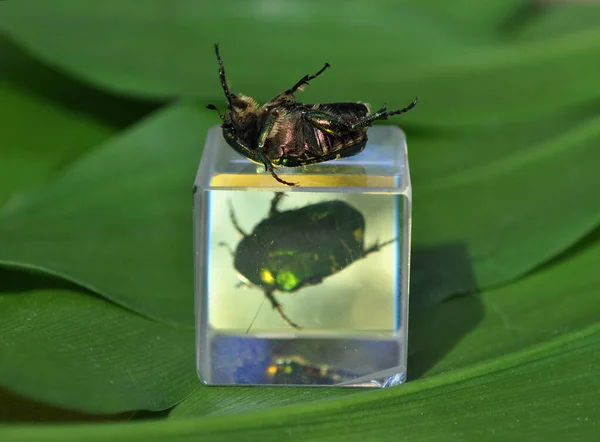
[408, 243, 484, 380]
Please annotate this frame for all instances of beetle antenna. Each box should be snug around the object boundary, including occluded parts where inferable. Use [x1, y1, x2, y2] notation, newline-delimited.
[214, 43, 235, 104]
[206, 104, 224, 119]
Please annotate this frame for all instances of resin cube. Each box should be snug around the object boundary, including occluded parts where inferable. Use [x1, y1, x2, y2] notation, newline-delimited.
[193, 125, 411, 387]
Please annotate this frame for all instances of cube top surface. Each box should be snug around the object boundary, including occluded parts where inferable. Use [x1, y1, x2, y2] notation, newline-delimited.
[194, 125, 411, 193]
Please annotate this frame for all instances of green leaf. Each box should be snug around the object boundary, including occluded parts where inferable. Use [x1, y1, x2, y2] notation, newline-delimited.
[410, 228, 600, 377]
[0, 35, 160, 128]
[0, 35, 159, 211]
[410, 110, 600, 302]
[0, 103, 208, 325]
[169, 387, 356, 420]
[501, 2, 600, 41]
[0, 388, 133, 423]
[0, 270, 196, 414]
[0, 82, 111, 210]
[1, 1, 599, 126]
[1, 2, 598, 438]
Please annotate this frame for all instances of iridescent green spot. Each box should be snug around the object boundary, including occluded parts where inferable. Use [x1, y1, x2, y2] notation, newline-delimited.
[277, 270, 300, 291]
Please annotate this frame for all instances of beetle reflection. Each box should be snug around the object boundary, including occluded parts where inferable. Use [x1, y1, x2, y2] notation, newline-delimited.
[265, 355, 360, 385]
[221, 192, 395, 328]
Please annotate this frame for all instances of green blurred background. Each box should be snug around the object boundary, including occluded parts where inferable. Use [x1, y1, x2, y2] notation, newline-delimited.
[0, 1, 599, 440]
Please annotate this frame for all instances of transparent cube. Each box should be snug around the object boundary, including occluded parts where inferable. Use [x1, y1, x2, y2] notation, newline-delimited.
[193, 125, 411, 387]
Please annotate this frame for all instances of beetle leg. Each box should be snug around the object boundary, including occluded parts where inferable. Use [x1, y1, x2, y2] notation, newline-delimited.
[350, 98, 417, 129]
[257, 111, 278, 151]
[362, 237, 398, 258]
[284, 62, 330, 96]
[256, 112, 298, 187]
[270, 169, 296, 187]
[265, 161, 298, 187]
[214, 43, 236, 104]
[261, 159, 298, 187]
[226, 200, 247, 237]
[264, 290, 301, 329]
[256, 149, 298, 187]
[305, 98, 417, 133]
[269, 192, 286, 215]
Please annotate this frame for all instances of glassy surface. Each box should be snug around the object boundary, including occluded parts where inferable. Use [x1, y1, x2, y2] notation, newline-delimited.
[194, 125, 411, 387]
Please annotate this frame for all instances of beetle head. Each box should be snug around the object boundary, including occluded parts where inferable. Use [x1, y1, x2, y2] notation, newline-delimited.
[224, 94, 260, 128]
